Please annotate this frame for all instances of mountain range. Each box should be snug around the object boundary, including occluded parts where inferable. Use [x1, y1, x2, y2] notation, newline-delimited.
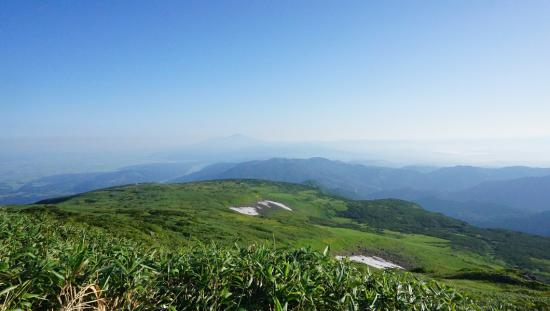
[0, 162, 197, 204]
[176, 158, 550, 236]
[2, 156, 549, 237]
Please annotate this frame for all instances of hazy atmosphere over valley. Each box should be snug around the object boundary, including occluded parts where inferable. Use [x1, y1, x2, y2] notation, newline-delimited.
[2, 1, 550, 310]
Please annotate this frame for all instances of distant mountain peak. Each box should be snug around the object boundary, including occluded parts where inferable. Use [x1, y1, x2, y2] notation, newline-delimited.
[186, 134, 264, 151]
[227, 133, 254, 140]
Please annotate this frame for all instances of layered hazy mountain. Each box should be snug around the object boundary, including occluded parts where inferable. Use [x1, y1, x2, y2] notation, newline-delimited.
[175, 158, 423, 196]
[175, 158, 550, 236]
[444, 175, 550, 213]
[2, 154, 549, 237]
[0, 163, 197, 204]
[152, 134, 353, 164]
[178, 158, 550, 193]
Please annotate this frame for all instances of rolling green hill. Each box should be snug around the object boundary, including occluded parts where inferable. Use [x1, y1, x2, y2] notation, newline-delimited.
[6, 157, 550, 237]
[175, 158, 550, 236]
[3, 180, 550, 308]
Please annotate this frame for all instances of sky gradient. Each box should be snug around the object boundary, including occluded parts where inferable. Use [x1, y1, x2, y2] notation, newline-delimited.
[2, 1, 550, 146]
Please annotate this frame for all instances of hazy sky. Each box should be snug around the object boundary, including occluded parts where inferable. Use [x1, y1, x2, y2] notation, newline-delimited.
[2, 1, 550, 144]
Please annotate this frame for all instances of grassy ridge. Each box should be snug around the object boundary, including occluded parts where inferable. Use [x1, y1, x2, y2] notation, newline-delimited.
[20, 180, 550, 280]
[3, 180, 550, 308]
[1, 211, 486, 310]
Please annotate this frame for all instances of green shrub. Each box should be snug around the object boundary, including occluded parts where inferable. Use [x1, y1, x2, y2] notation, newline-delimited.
[0, 211, 537, 310]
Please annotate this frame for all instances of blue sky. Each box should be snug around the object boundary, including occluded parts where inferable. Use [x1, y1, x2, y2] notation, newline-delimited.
[2, 1, 550, 145]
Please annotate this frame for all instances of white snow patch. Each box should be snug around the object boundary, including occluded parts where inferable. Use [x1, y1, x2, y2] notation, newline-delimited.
[258, 200, 292, 211]
[336, 255, 403, 269]
[229, 207, 260, 216]
[229, 200, 292, 216]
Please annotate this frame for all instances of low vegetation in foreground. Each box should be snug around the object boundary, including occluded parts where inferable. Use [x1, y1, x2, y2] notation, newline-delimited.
[0, 211, 483, 310]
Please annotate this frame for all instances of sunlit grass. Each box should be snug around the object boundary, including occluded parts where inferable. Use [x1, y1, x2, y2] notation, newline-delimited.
[0, 211, 490, 310]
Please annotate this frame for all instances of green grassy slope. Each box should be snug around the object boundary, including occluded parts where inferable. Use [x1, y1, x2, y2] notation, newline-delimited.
[4, 180, 550, 307]
[0, 211, 496, 310]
